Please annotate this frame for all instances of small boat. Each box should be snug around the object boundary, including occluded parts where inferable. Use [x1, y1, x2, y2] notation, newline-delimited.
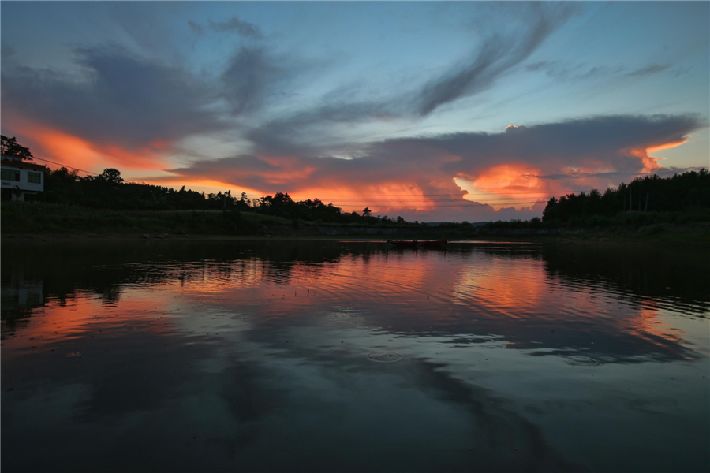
[387, 239, 447, 249]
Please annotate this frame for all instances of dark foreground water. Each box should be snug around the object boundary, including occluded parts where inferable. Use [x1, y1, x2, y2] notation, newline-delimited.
[2, 240, 708, 473]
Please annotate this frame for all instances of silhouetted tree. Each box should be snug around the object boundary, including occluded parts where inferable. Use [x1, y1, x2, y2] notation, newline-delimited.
[95, 168, 124, 185]
[27, 164, 417, 227]
[542, 170, 710, 225]
[1, 135, 33, 160]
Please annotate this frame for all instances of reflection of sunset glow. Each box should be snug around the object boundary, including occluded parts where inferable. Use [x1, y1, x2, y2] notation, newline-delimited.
[453, 258, 545, 316]
[2, 292, 172, 355]
[178, 254, 431, 309]
[173, 259, 268, 294]
[624, 302, 682, 345]
[457, 164, 548, 210]
[4, 249, 696, 364]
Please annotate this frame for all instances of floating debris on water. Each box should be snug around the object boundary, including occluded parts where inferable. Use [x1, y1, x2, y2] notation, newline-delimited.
[367, 351, 403, 363]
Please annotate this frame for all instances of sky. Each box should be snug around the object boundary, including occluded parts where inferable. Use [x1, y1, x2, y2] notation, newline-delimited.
[2, 1, 708, 221]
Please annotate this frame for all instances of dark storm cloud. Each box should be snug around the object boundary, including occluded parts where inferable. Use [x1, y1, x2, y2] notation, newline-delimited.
[209, 16, 262, 38]
[246, 99, 396, 155]
[2, 39, 317, 154]
[168, 114, 703, 194]
[532, 165, 707, 182]
[146, 114, 703, 221]
[1, 46, 225, 148]
[391, 114, 703, 173]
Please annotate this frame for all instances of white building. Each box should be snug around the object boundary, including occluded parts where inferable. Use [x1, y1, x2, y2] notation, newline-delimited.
[1, 156, 45, 201]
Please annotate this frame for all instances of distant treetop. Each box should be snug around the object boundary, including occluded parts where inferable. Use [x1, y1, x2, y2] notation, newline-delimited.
[96, 168, 124, 185]
[542, 169, 710, 223]
[1, 135, 34, 161]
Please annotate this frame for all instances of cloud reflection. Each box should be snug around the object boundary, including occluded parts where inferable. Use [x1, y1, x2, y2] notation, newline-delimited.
[3, 240, 706, 363]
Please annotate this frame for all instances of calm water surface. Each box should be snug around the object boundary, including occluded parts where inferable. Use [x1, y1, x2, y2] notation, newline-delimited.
[2, 240, 708, 472]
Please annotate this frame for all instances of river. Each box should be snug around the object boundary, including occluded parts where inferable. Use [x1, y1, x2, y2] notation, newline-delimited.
[2, 240, 708, 472]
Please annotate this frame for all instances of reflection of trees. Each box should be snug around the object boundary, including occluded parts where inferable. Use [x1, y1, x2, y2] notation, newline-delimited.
[449, 243, 709, 315]
[1, 271, 43, 333]
[1, 240, 383, 306]
[4, 239, 707, 318]
[3, 240, 707, 362]
[538, 243, 710, 315]
[446, 245, 706, 362]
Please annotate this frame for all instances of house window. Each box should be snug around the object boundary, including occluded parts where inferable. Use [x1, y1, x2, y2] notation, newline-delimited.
[1, 169, 20, 181]
[28, 172, 42, 184]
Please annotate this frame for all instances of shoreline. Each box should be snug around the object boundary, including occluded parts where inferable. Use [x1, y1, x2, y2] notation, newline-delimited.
[3, 201, 708, 247]
[1, 233, 532, 243]
[3, 227, 709, 248]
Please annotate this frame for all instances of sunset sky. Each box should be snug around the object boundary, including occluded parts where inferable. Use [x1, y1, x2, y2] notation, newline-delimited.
[2, 1, 708, 221]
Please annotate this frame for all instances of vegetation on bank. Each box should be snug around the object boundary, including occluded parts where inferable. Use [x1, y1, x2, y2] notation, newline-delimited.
[542, 169, 710, 225]
[1, 201, 480, 238]
[4, 199, 709, 244]
[481, 170, 710, 230]
[37, 167, 409, 225]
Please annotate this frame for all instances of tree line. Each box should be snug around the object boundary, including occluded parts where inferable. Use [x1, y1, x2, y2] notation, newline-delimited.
[1, 135, 407, 225]
[29, 165, 710, 226]
[37, 166, 401, 225]
[542, 170, 710, 224]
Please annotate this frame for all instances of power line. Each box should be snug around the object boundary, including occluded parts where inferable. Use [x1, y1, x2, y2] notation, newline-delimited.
[276, 191, 552, 197]
[32, 156, 95, 176]
[333, 202, 543, 208]
[302, 197, 545, 201]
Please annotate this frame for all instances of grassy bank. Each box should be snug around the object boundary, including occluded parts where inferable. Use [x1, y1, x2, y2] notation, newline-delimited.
[0, 201, 458, 238]
[536, 224, 710, 249]
[2, 201, 262, 235]
[3, 201, 709, 246]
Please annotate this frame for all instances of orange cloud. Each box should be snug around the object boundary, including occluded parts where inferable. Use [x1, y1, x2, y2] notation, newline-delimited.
[5, 112, 697, 221]
[627, 138, 688, 173]
[259, 155, 318, 185]
[456, 164, 549, 210]
[9, 116, 168, 173]
[291, 183, 436, 213]
[135, 177, 264, 197]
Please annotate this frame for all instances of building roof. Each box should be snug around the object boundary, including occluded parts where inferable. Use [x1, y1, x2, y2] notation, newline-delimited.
[1, 156, 47, 171]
